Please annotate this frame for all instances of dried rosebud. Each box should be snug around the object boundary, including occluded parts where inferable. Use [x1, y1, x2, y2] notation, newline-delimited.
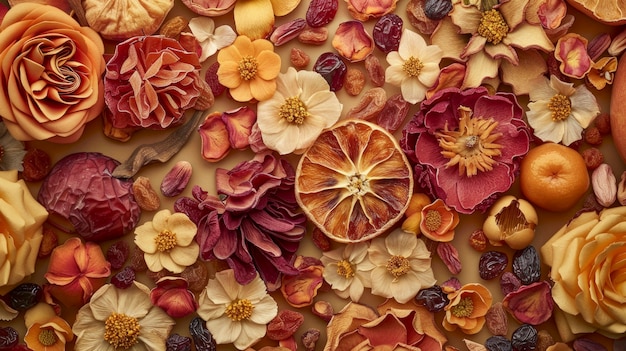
[503, 281, 554, 325]
[150, 277, 198, 318]
[161, 161, 192, 197]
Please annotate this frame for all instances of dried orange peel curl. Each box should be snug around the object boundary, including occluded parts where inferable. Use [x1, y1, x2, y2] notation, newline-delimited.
[295, 119, 413, 243]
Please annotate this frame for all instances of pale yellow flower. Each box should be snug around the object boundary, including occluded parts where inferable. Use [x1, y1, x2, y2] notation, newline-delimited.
[320, 242, 375, 302]
[134, 209, 199, 274]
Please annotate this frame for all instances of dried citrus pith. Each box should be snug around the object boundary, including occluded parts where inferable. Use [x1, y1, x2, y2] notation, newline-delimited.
[295, 119, 413, 243]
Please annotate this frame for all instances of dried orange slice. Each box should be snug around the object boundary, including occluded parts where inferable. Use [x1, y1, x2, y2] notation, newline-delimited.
[295, 119, 413, 243]
[566, 0, 626, 25]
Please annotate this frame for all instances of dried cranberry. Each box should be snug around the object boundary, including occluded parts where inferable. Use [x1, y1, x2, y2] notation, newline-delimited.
[21, 148, 51, 182]
[511, 324, 538, 351]
[313, 52, 347, 91]
[486, 336, 513, 351]
[306, 0, 338, 27]
[190, 317, 216, 351]
[205, 62, 225, 97]
[512, 246, 541, 285]
[372, 14, 403, 53]
[5, 283, 42, 311]
[424, 0, 453, 20]
[479, 251, 508, 280]
[0, 326, 19, 351]
[415, 285, 449, 312]
[107, 240, 130, 270]
[111, 266, 136, 289]
[166, 333, 192, 351]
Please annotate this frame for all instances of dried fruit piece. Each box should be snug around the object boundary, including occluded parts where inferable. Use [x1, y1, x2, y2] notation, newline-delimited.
[332, 21, 375, 62]
[166, 333, 192, 351]
[469, 229, 488, 252]
[372, 13, 402, 53]
[205, 62, 226, 97]
[377, 93, 409, 133]
[345, 0, 398, 21]
[483, 196, 538, 250]
[160, 16, 188, 38]
[500, 271, 522, 296]
[479, 251, 508, 280]
[364, 55, 385, 87]
[344, 68, 366, 96]
[346, 87, 387, 120]
[37, 227, 58, 258]
[133, 176, 161, 211]
[437, 242, 462, 275]
[189, 316, 217, 351]
[298, 27, 329, 45]
[582, 147, 604, 170]
[83, 0, 174, 39]
[311, 300, 334, 321]
[313, 52, 347, 91]
[0, 327, 18, 351]
[486, 336, 513, 351]
[290, 48, 310, 69]
[270, 18, 306, 46]
[106, 240, 130, 270]
[267, 310, 305, 340]
[565, 0, 626, 25]
[5, 283, 42, 311]
[415, 285, 449, 312]
[311, 227, 332, 251]
[21, 148, 51, 182]
[512, 246, 541, 285]
[295, 119, 413, 242]
[301, 329, 321, 351]
[161, 161, 192, 197]
[111, 266, 136, 289]
[306, 0, 338, 27]
[486, 302, 508, 336]
[180, 261, 210, 293]
[424, 0, 452, 19]
[512, 324, 538, 351]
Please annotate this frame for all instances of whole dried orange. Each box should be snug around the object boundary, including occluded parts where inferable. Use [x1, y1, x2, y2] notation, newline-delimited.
[295, 119, 413, 243]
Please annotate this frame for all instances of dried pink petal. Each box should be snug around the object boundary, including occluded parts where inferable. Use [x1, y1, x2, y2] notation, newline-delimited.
[223, 106, 256, 150]
[180, 0, 236, 16]
[554, 33, 593, 79]
[198, 112, 231, 162]
[280, 256, 324, 308]
[344, 0, 398, 21]
[503, 281, 554, 325]
[331, 20, 374, 62]
[150, 277, 198, 318]
[538, 0, 567, 30]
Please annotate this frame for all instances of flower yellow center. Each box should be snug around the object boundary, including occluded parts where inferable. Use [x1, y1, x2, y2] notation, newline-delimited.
[104, 313, 141, 350]
[403, 56, 424, 78]
[436, 107, 503, 177]
[386, 255, 410, 280]
[549, 94, 572, 121]
[38, 329, 58, 347]
[155, 229, 177, 252]
[347, 173, 370, 196]
[424, 210, 442, 232]
[477, 9, 509, 45]
[225, 299, 254, 321]
[279, 97, 309, 124]
[336, 259, 355, 278]
[238, 55, 258, 81]
[451, 297, 474, 318]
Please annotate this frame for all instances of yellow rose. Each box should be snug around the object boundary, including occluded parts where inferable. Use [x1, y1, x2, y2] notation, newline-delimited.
[0, 170, 48, 294]
[0, 3, 105, 143]
[541, 207, 626, 341]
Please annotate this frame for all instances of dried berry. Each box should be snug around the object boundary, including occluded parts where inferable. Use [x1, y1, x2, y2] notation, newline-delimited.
[129, 245, 148, 272]
[205, 62, 225, 97]
[313, 52, 347, 91]
[415, 285, 449, 312]
[377, 93, 409, 133]
[372, 13, 403, 53]
[4, 283, 42, 311]
[107, 240, 130, 270]
[511, 324, 538, 351]
[512, 246, 541, 285]
[500, 271, 522, 296]
[365, 55, 385, 87]
[166, 333, 192, 351]
[424, 0, 452, 20]
[469, 229, 488, 252]
[111, 266, 136, 289]
[479, 251, 508, 280]
[37, 227, 58, 258]
[267, 310, 305, 340]
[0, 326, 19, 351]
[190, 317, 217, 351]
[486, 336, 513, 351]
[594, 113, 611, 134]
[582, 147, 604, 170]
[21, 148, 51, 182]
[573, 338, 607, 351]
[306, 0, 338, 27]
[301, 329, 321, 351]
[584, 126, 603, 145]
[180, 261, 210, 293]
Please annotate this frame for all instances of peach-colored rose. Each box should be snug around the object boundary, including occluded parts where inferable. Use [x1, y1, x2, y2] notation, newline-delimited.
[0, 3, 105, 143]
[443, 283, 493, 334]
[541, 207, 626, 341]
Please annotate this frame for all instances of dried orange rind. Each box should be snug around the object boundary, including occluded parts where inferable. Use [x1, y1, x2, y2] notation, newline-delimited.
[295, 119, 413, 243]
[565, 0, 626, 25]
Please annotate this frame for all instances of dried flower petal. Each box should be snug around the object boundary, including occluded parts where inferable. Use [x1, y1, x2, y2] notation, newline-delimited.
[420, 199, 460, 242]
[332, 20, 374, 62]
[150, 277, 198, 318]
[587, 56, 618, 90]
[281, 256, 324, 307]
[344, 0, 398, 21]
[503, 281, 554, 325]
[554, 33, 593, 79]
[538, 0, 567, 30]
[223, 106, 256, 150]
[198, 112, 231, 162]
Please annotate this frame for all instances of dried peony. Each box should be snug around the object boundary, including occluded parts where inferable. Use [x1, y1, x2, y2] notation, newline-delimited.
[37, 152, 141, 242]
[175, 152, 306, 291]
[150, 277, 198, 318]
[0, 3, 105, 143]
[401, 87, 531, 214]
[443, 283, 493, 334]
[104, 35, 204, 136]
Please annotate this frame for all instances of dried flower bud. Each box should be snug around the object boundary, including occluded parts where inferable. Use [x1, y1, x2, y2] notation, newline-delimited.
[591, 163, 617, 207]
[587, 33, 611, 61]
[161, 161, 192, 197]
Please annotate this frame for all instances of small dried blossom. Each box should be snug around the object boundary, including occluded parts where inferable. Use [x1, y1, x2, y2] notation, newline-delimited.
[188, 17, 236, 62]
[420, 199, 460, 242]
[320, 242, 375, 302]
[150, 277, 198, 318]
[24, 303, 73, 351]
[443, 283, 493, 334]
[554, 33, 593, 79]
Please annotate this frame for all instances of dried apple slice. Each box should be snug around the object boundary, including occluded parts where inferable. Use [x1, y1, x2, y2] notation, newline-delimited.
[565, 0, 626, 25]
[295, 119, 413, 243]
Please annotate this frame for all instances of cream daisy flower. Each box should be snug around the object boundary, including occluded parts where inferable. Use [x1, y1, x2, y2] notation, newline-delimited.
[188, 17, 236, 62]
[367, 229, 436, 303]
[256, 67, 342, 155]
[134, 209, 199, 274]
[527, 75, 600, 146]
[197, 269, 278, 350]
[385, 29, 443, 104]
[72, 282, 175, 351]
[320, 242, 375, 302]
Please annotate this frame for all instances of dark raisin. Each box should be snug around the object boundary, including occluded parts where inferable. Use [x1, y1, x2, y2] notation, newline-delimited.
[107, 240, 130, 270]
[511, 324, 538, 351]
[372, 14, 403, 53]
[180, 261, 209, 293]
[313, 52, 347, 91]
[166, 333, 192, 351]
[129, 245, 148, 272]
[424, 0, 453, 20]
[306, 0, 338, 27]
[5, 283, 42, 311]
[500, 271, 522, 296]
[111, 266, 136, 289]
[21, 148, 52, 182]
[415, 285, 449, 312]
[512, 246, 541, 285]
[479, 251, 508, 280]
[573, 338, 608, 351]
[0, 326, 19, 351]
[486, 335, 513, 351]
[190, 317, 216, 351]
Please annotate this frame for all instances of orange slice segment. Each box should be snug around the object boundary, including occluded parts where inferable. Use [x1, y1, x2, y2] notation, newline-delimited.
[295, 119, 413, 243]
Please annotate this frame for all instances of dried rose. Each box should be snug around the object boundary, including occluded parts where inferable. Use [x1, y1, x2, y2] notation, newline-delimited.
[150, 277, 198, 318]
[104, 36, 203, 137]
[554, 33, 593, 79]
[502, 281, 554, 326]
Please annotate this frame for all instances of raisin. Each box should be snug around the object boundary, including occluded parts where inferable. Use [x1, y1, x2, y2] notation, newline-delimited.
[111, 267, 136, 289]
[573, 338, 608, 351]
[190, 317, 216, 351]
[469, 229, 488, 252]
[313, 52, 347, 91]
[5, 283, 42, 311]
[306, 0, 338, 28]
[415, 285, 449, 312]
[479, 251, 508, 280]
[180, 261, 209, 293]
[205, 62, 225, 97]
[166, 333, 192, 351]
[511, 324, 538, 351]
[424, 0, 453, 20]
[500, 271, 522, 295]
[21, 148, 51, 182]
[486, 336, 513, 351]
[372, 13, 403, 53]
[107, 240, 130, 270]
[512, 246, 541, 285]
[0, 326, 18, 351]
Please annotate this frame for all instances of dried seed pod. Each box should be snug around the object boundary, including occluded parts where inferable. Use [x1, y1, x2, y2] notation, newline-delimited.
[270, 18, 307, 46]
[161, 161, 193, 197]
[483, 195, 538, 250]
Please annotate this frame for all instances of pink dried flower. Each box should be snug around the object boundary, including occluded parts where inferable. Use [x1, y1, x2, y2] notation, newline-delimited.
[198, 106, 257, 162]
[401, 87, 531, 214]
[503, 280, 554, 325]
[554, 33, 593, 79]
[150, 277, 198, 318]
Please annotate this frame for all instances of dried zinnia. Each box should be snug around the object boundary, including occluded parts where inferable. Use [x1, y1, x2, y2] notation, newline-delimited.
[401, 87, 531, 214]
[443, 283, 493, 334]
[134, 209, 199, 274]
[150, 277, 198, 318]
[320, 242, 375, 302]
[44, 237, 111, 307]
[174, 152, 306, 291]
[526, 75, 600, 146]
[197, 269, 278, 350]
[420, 199, 460, 242]
[24, 302, 73, 351]
[217, 35, 281, 102]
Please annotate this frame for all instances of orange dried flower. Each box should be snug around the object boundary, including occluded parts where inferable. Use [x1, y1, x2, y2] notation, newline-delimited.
[443, 283, 493, 334]
[24, 303, 73, 351]
[420, 199, 460, 242]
